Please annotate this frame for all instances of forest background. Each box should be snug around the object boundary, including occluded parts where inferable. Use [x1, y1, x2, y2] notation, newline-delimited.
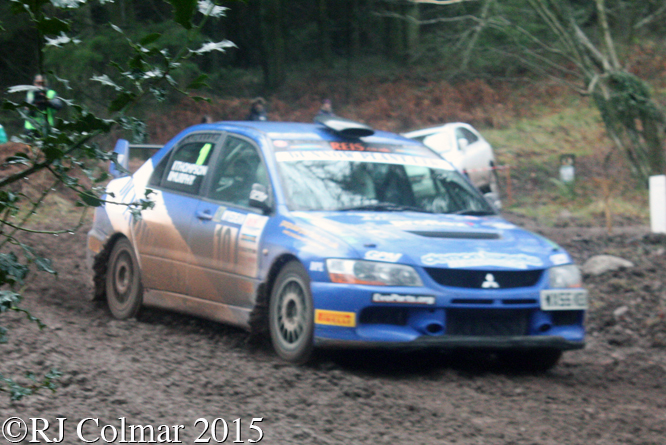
[1, 0, 666, 222]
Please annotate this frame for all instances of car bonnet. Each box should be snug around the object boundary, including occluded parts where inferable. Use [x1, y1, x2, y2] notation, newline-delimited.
[290, 211, 570, 271]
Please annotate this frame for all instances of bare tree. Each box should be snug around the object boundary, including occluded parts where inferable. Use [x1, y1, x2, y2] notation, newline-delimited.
[492, 0, 665, 184]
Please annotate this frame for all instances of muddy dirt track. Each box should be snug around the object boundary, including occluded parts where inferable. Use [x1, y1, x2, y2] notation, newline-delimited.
[2, 216, 666, 445]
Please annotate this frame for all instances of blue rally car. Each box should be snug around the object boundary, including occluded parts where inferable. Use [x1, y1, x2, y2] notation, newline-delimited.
[87, 116, 587, 369]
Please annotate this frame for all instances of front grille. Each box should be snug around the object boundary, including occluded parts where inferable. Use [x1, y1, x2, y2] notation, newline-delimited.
[446, 309, 530, 336]
[551, 311, 581, 326]
[425, 268, 544, 289]
[359, 307, 408, 326]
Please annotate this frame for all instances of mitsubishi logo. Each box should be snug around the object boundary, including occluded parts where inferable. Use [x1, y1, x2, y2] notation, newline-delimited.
[481, 273, 500, 288]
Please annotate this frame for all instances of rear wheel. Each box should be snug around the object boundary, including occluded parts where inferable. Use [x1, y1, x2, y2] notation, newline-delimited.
[269, 261, 315, 364]
[105, 238, 143, 319]
[499, 348, 562, 373]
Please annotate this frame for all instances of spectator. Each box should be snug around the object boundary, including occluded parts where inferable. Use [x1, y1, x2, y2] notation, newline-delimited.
[0, 124, 7, 144]
[24, 74, 63, 135]
[201, 115, 214, 124]
[317, 98, 334, 117]
[246, 97, 268, 121]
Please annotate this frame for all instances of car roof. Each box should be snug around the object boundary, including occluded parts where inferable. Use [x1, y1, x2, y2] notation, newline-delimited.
[193, 121, 425, 147]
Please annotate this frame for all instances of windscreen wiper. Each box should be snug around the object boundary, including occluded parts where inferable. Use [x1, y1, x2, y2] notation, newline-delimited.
[452, 209, 496, 216]
[339, 203, 431, 213]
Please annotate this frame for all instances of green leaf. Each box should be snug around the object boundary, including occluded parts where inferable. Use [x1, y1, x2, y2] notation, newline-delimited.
[4, 153, 30, 166]
[78, 192, 104, 207]
[140, 33, 162, 46]
[0, 290, 22, 313]
[187, 74, 209, 90]
[43, 145, 64, 163]
[191, 40, 235, 55]
[0, 254, 28, 287]
[191, 96, 212, 103]
[167, 0, 197, 30]
[109, 92, 137, 113]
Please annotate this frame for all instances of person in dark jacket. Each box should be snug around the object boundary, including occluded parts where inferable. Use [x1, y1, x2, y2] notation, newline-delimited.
[317, 98, 334, 117]
[246, 97, 268, 121]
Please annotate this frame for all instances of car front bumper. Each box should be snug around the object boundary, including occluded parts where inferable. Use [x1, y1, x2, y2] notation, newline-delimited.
[315, 334, 585, 351]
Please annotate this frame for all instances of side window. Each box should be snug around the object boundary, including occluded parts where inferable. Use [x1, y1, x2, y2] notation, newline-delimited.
[207, 136, 269, 207]
[456, 127, 479, 146]
[161, 142, 214, 194]
[148, 154, 169, 187]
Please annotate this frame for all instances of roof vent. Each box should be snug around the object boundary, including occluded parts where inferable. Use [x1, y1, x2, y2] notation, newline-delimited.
[315, 115, 374, 139]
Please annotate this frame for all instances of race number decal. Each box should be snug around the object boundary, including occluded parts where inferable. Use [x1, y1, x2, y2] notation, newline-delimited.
[213, 224, 239, 265]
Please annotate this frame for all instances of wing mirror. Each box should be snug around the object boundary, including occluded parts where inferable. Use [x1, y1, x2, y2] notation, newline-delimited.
[458, 138, 469, 150]
[249, 183, 272, 214]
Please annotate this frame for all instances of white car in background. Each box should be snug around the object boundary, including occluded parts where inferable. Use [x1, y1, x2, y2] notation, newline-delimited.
[404, 123, 501, 207]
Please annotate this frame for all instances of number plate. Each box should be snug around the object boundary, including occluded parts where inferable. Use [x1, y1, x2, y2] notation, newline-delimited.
[540, 289, 588, 311]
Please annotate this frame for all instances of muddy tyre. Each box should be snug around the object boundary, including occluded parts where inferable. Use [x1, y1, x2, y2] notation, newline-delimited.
[106, 238, 143, 319]
[269, 261, 315, 364]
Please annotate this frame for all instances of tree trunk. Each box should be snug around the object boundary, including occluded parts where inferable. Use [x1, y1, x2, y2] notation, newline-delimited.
[318, 0, 333, 67]
[259, 0, 286, 90]
[404, 1, 420, 63]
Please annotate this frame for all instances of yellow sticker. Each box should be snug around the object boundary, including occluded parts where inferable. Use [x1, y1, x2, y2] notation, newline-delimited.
[87, 236, 103, 254]
[315, 310, 356, 327]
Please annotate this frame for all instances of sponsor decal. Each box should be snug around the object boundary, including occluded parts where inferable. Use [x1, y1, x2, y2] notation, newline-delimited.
[280, 220, 339, 249]
[221, 209, 246, 225]
[181, 132, 220, 144]
[244, 213, 269, 229]
[171, 161, 208, 176]
[310, 261, 325, 272]
[166, 161, 208, 186]
[237, 214, 269, 276]
[550, 253, 570, 266]
[360, 214, 396, 221]
[315, 309, 356, 327]
[212, 206, 226, 222]
[372, 293, 436, 305]
[329, 142, 391, 153]
[390, 219, 469, 228]
[364, 250, 402, 263]
[275, 150, 453, 170]
[421, 251, 543, 269]
[240, 234, 257, 243]
[249, 188, 268, 203]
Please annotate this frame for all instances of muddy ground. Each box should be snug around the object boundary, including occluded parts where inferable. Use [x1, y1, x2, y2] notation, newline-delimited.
[2, 215, 666, 445]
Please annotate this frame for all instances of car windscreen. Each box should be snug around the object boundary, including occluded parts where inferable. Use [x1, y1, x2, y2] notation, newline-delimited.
[274, 150, 495, 215]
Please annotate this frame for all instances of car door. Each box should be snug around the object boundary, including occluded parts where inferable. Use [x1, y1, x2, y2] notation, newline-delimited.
[133, 132, 221, 295]
[186, 134, 272, 309]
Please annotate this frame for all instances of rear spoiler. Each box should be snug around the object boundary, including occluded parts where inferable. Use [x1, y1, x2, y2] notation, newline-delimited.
[314, 115, 375, 139]
[109, 139, 162, 178]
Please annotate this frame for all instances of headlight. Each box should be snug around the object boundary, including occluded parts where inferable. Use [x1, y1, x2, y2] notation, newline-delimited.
[326, 259, 423, 286]
[549, 264, 582, 288]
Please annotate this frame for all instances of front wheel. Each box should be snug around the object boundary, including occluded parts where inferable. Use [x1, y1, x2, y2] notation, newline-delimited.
[105, 238, 143, 319]
[269, 261, 315, 364]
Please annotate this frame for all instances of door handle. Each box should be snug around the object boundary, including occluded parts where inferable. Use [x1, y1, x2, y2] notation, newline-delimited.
[196, 210, 213, 221]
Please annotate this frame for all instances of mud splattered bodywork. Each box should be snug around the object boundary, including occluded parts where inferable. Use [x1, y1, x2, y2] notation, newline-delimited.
[88, 120, 587, 365]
